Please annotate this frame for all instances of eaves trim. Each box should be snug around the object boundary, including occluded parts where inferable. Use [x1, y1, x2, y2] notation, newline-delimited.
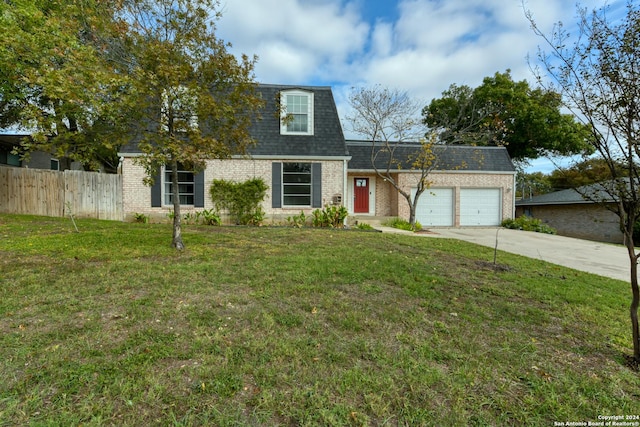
[118, 152, 352, 162]
[347, 168, 516, 175]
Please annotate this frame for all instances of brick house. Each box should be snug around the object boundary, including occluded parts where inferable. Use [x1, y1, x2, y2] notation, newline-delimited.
[516, 186, 622, 243]
[118, 84, 351, 221]
[118, 83, 516, 225]
[347, 141, 516, 226]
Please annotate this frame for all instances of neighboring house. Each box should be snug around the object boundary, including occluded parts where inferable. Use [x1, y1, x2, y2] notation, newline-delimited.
[346, 141, 516, 226]
[118, 84, 351, 220]
[0, 134, 66, 170]
[516, 185, 622, 243]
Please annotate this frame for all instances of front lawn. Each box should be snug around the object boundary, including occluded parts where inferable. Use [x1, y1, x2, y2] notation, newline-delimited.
[0, 214, 638, 425]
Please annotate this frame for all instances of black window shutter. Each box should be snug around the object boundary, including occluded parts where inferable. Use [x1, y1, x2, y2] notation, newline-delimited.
[194, 171, 205, 207]
[151, 167, 162, 207]
[312, 163, 322, 208]
[272, 162, 282, 208]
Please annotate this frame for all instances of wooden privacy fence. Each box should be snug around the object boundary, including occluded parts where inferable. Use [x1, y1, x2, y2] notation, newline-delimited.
[0, 166, 123, 221]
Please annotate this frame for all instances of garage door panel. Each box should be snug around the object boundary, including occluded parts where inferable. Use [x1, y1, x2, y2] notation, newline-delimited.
[413, 188, 454, 226]
[460, 188, 501, 226]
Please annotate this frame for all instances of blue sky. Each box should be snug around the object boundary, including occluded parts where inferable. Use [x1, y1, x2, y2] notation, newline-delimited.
[216, 0, 626, 173]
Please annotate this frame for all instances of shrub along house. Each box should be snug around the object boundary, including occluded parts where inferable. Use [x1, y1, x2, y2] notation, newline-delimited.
[346, 141, 516, 226]
[118, 84, 351, 221]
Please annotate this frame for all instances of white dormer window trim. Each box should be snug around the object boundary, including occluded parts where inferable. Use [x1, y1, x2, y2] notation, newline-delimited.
[280, 90, 314, 136]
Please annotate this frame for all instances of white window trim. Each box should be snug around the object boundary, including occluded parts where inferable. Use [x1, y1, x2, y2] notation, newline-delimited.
[162, 164, 195, 206]
[50, 158, 60, 171]
[282, 162, 312, 207]
[280, 90, 314, 136]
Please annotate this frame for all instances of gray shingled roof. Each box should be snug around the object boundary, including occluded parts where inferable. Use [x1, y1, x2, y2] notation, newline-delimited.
[346, 140, 515, 172]
[119, 84, 349, 158]
[516, 181, 625, 206]
[248, 84, 348, 158]
[0, 134, 31, 148]
[515, 188, 593, 206]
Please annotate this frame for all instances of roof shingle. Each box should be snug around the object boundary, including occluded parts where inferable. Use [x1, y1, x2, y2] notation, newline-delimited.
[346, 141, 515, 172]
[118, 84, 349, 158]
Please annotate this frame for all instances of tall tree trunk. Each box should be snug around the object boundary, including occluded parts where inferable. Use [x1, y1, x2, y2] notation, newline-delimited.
[627, 239, 640, 361]
[170, 158, 185, 251]
[623, 213, 640, 361]
[406, 194, 417, 230]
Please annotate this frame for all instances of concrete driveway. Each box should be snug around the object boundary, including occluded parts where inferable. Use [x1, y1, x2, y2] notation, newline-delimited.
[430, 228, 631, 282]
[377, 225, 631, 282]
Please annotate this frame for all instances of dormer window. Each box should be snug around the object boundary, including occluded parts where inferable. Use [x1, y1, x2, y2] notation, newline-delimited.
[281, 90, 314, 135]
[161, 86, 198, 133]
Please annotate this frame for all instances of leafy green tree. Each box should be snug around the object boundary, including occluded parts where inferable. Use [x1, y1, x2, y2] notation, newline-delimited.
[0, 0, 128, 170]
[423, 71, 593, 162]
[517, 171, 552, 199]
[122, 0, 263, 250]
[527, 1, 640, 362]
[549, 158, 628, 190]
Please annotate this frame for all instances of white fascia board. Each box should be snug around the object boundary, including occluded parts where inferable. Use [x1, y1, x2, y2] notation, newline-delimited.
[244, 155, 352, 161]
[347, 168, 515, 174]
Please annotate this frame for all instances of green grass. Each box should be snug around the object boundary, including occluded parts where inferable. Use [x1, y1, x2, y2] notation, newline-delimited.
[0, 213, 639, 426]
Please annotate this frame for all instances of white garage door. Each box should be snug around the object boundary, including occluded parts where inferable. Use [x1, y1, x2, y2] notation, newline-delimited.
[460, 188, 501, 226]
[413, 188, 454, 226]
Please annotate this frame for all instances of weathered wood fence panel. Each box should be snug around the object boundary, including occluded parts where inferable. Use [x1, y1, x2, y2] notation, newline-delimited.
[64, 170, 123, 220]
[0, 166, 123, 221]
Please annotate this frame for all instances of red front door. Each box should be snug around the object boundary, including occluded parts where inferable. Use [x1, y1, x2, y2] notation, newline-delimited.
[354, 178, 369, 213]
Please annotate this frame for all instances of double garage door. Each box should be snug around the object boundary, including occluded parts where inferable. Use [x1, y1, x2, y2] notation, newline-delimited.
[413, 188, 502, 226]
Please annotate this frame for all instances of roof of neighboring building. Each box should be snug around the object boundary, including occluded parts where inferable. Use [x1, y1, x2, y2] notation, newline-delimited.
[346, 141, 516, 173]
[516, 182, 621, 206]
[0, 134, 31, 149]
[516, 188, 592, 206]
[118, 84, 350, 159]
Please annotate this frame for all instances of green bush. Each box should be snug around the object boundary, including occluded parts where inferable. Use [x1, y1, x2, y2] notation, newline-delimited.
[175, 209, 221, 226]
[286, 211, 308, 228]
[311, 205, 348, 228]
[383, 217, 423, 231]
[210, 178, 268, 225]
[502, 216, 556, 234]
[199, 209, 221, 226]
[132, 212, 149, 224]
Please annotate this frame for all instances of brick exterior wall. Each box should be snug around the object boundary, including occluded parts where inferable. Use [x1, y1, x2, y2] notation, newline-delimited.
[374, 175, 399, 217]
[121, 157, 346, 221]
[515, 203, 622, 244]
[348, 171, 515, 225]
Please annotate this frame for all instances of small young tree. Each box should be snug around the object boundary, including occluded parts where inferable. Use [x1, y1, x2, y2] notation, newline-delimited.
[122, 0, 264, 250]
[347, 86, 436, 229]
[526, 1, 640, 362]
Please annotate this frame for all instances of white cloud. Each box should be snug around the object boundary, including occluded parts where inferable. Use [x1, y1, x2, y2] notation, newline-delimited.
[370, 21, 393, 57]
[217, 0, 368, 84]
[215, 0, 628, 166]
